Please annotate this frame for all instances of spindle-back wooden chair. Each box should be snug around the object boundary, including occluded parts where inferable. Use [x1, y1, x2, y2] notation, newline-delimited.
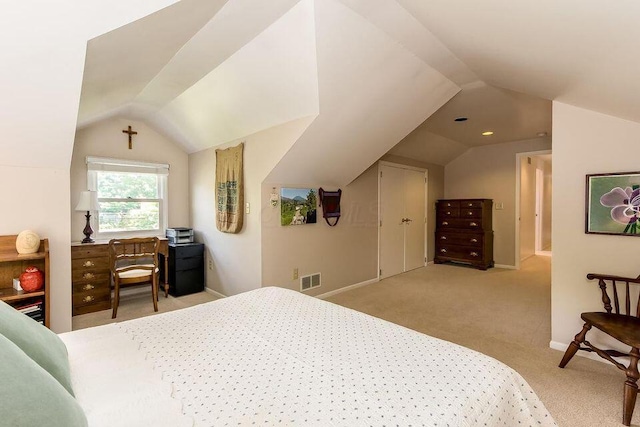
[108, 237, 160, 319]
[559, 273, 640, 426]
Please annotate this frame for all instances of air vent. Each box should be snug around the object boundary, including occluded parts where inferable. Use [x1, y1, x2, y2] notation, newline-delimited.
[300, 273, 321, 291]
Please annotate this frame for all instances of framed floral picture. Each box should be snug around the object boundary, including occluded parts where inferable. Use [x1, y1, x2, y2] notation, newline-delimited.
[586, 172, 640, 236]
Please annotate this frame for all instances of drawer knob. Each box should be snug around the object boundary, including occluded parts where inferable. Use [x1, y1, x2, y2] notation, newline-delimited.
[83, 296, 94, 303]
[467, 211, 473, 215]
[470, 252, 479, 257]
[440, 248, 447, 253]
[82, 284, 95, 291]
[440, 236, 447, 240]
[469, 222, 478, 227]
[442, 221, 449, 226]
[447, 211, 451, 215]
[83, 260, 95, 268]
[470, 238, 478, 243]
[468, 203, 473, 207]
[83, 272, 95, 280]
[447, 203, 451, 207]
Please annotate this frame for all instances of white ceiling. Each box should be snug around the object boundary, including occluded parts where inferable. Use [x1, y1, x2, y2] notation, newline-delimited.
[266, 0, 458, 185]
[156, 0, 319, 152]
[75, 0, 640, 180]
[424, 83, 551, 146]
[398, 0, 640, 124]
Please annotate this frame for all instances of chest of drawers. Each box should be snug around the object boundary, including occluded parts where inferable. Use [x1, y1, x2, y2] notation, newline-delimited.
[71, 244, 111, 315]
[434, 199, 494, 270]
[166, 243, 204, 296]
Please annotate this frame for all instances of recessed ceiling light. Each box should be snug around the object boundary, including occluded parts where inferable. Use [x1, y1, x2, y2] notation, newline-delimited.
[482, 131, 494, 136]
[537, 131, 548, 137]
[454, 117, 468, 122]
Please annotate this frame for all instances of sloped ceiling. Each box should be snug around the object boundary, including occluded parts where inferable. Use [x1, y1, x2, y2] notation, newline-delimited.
[398, 0, 640, 124]
[78, 0, 461, 186]
[78, 0, 229, 124]
[266, 0, 458, 185]
[155, 0, 319, 152]
[77, 0, 640, 183]
[388, 83, 552, 166]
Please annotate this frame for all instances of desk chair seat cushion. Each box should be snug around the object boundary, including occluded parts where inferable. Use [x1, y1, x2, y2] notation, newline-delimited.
[0, 300, 75, 396]
[581, 312, 640, 348]
[115, 265, 159, 279]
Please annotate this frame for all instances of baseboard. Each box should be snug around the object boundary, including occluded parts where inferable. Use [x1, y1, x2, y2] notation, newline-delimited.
[204, 287, 227, 299]
[494, 264, 517, 270]
[535, 250, 552, 257]
[426, 261, 434, 266]
[550, 340, 621, 365]
[315, 278, 379, 300]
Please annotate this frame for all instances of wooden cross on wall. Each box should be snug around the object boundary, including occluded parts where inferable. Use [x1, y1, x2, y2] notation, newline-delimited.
[122, 125, 138, 149]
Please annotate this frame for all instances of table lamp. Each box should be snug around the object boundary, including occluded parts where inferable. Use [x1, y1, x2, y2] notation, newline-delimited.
[75, 191, 100, 243]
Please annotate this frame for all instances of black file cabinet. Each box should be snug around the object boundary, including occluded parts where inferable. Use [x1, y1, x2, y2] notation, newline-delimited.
[166, 243, 205, 296]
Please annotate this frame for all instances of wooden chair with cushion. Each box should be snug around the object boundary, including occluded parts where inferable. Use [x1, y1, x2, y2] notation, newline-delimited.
[559, 273, 640, 426]
[108, 237, 160, 319]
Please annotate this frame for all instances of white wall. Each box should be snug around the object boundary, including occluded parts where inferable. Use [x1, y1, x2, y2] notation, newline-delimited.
[0, 0, 181, 333]
[261, 166, 378, 296]
[552, 102, 640, 349]
[189, 117, 314, 297]
[71, 118, 190, 241]
[444, 137, 552, 267]
[0, 167, 70, 333]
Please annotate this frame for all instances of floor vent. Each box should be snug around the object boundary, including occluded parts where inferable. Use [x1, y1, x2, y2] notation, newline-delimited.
[301, 273, 321, 291]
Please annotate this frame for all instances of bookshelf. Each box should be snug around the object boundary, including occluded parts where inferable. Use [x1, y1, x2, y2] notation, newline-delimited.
[0, 235, 50, 328]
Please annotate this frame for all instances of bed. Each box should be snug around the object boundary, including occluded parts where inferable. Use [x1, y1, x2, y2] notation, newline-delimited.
[4, 286, 556, 426]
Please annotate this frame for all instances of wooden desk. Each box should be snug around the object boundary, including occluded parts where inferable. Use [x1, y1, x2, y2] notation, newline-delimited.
[71, 238, 169, 316]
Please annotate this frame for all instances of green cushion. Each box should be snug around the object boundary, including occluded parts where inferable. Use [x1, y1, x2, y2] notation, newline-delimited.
[0, 333, 87, 427]
[0, 300, 74, 395]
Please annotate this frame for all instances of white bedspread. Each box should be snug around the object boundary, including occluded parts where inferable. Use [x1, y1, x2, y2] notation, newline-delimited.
[63, 287, 555, 426]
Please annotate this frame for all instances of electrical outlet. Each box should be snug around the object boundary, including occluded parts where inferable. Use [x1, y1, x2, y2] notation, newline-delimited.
[208, 259, 213, 270]
[293, 268, 298, 280]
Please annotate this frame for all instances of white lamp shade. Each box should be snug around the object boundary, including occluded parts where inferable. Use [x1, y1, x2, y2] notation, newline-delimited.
[75, 191, 100, 212]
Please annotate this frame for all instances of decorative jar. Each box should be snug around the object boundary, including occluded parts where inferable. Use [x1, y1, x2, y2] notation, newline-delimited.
[19, 266, 44, 292]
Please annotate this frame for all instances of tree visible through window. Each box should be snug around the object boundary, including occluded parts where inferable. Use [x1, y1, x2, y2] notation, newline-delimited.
[87, 157, 169, 237]
[97, 171, 161, 232]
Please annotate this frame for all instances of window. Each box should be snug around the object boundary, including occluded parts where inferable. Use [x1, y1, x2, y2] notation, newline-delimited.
[87, 157, 169, 238]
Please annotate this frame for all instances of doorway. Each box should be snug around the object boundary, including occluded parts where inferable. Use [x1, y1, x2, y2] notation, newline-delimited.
[516, 151, 552, 266]
[378, 162, 427, 279]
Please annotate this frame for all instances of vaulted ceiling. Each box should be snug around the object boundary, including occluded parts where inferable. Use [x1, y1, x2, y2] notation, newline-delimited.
[77, 0, 640, 182]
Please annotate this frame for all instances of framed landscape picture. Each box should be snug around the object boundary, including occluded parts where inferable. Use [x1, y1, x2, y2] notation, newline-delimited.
[280, 188, 317, 226]
[586, 172, 640, 236]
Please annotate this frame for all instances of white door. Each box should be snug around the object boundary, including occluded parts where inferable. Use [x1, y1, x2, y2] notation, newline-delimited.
[535, 168, 544, 252]
[380, 165, 405, 278]
[379, 164, 426, 279]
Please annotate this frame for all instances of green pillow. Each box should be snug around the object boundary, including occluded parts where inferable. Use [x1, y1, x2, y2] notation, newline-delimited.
[0, 300, 74, 395]
[0, 333, 87, 427]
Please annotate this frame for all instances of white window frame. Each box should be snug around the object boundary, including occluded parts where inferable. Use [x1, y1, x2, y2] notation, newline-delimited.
[86, 156, 169, 240]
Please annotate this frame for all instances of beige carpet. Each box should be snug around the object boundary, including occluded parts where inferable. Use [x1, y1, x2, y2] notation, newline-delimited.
[73, 258, 631, 426]
[327, 256, 630, 427]
[72, 290, 217, 330]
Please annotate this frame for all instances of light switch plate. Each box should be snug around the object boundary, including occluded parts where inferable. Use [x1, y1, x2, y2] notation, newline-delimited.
[496, 202, 504, 210]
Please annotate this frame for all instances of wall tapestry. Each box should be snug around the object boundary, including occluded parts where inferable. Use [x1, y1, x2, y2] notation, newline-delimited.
[280, 188, 317, 226]
[215, 143, 244, 233]
[586, 171, 640, 236]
